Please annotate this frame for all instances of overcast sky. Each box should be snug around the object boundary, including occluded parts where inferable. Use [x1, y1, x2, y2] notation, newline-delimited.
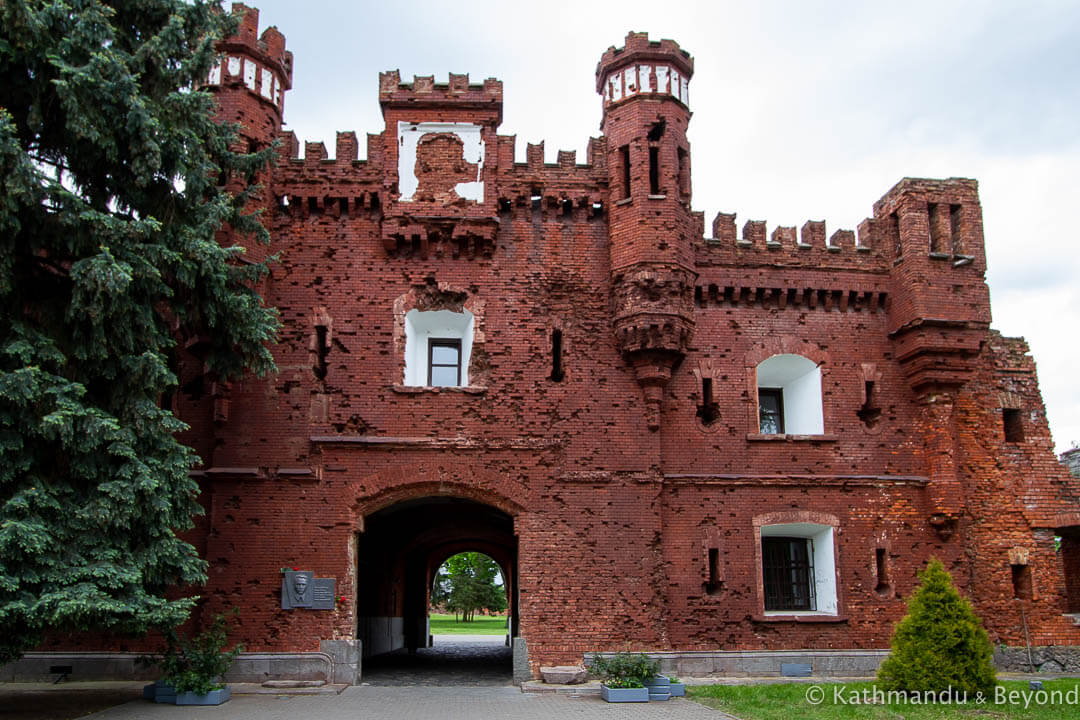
[245, 0, 1080, 454]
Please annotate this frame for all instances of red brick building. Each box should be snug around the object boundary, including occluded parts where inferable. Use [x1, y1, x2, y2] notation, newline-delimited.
[15, 4, 1078, 684]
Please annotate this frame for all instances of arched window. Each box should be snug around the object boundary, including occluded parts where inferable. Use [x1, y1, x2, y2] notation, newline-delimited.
[756, 354, 823, 435]
[404, 309, 475, 387]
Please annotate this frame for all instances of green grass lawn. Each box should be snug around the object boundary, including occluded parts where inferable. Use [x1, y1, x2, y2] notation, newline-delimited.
[687, 680, 1080, 719]
[428, 613, 508, 635]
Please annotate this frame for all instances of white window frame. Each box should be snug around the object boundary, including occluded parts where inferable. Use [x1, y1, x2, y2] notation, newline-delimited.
[756, 354, 824, 435]
[403, 309, 474, 387]
[760, 522, 838, 616]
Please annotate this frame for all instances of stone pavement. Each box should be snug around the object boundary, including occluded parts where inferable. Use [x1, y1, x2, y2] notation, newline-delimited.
[84, 687, 724, 720]
[362, 634, 513, 686]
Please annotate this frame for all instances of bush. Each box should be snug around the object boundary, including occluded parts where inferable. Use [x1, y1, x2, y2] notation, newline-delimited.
[159, 612, 243, 695]
[589, 652, 659, 688]
[877, 558, 996, 698]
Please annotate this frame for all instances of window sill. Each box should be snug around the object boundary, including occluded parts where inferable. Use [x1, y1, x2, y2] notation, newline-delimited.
[392, 384, 487, 395]
[615, 197, 633, 206]
[647, 194, 667, 200]
[753, 613, 848, 623]
[746, 433, 839, 442]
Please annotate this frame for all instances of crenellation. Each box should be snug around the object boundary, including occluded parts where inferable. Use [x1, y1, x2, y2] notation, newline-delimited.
[335, 132, 358, 163]
[304, 141, 327, 166]
[801, 219, 826, 248]
[741, 219, 766, 248]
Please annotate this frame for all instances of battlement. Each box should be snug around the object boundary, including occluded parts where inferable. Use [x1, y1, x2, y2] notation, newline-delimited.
[379, 71, 503, 123]
[596, 32, 693, 109]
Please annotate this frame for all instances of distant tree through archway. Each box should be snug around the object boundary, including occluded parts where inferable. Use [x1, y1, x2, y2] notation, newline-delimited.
[431, 552, 507, 622]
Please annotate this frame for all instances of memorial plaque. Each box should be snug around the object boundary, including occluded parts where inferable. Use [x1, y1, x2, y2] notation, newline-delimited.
[312, 578, 336, 610]
[281, 570, 314, 609]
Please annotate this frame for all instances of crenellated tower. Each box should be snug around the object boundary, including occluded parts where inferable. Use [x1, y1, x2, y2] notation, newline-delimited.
[204, 3, 293, 261]
[597, 33, 698, 430]
[876, 178, 992, 533]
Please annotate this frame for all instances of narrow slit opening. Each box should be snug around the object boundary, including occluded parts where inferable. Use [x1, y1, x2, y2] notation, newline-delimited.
[549, 329, 565, 382]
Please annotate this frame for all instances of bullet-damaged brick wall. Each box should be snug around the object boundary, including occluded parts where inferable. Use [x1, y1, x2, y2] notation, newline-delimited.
[35, 5, 1080, 674]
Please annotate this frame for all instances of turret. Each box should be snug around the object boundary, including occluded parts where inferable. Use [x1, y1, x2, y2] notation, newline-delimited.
[205, 4, 293, 262]
[207, 3, 292, 150]
[876, 178, 992, 533]
[597, 33, 698, 430]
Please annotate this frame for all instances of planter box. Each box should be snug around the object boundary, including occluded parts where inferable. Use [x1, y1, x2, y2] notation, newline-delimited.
[143, 681, 175, 704]
[645, 674, 671, 701]
[669, 681, 686, 697]
[601, 684, 649, 703]
[175, 687, 231, 706]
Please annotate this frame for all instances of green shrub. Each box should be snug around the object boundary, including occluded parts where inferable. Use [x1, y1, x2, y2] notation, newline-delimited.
[589, 651, 659, 688]
[159, 612, 243, 695]
[877, 558, 996, 698]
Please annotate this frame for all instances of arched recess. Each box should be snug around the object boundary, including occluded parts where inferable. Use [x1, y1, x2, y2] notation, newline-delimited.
[347, 466, 529, 664]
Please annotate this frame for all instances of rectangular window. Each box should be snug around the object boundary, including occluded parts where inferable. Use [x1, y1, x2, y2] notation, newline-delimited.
[1003, 408, 1024, 442]
[649, 146, 660, 194]
[428, 339, 461, 387]
[762, 537, 816, 611]
[758, 388, 784, 434]
[619, 145, 631, 200]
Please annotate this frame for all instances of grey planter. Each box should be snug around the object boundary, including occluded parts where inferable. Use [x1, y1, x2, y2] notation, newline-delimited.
[143, 681, 175, 704]
[175, 687, 231, 705]
[669, 681, 686, 697]
[645, 674, 672, 701]
[601, 684, 649, 703]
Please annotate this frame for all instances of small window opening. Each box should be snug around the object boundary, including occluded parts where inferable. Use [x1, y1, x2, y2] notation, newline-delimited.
[705, 547, 722, 595]
[697, 377, 719, 425]
[857, 380, 882, 429]
[1003, 408, 1024, 442]
[530, 193, 542, 210]
[1011, 564, 1033, 601]
[370, 192, 381, 211]
[307, 197, 319, 214]
[428, 338, 462, 387]
[950, 204, 964, 255]
[648, 146, 660, 195]
[677, 147, 689, 199]
[1061, 533, 1080, 613]
[758, 388, 784, 434]
[498, 198, 512, 213]
[561, 198, 574, 215]
[314, 325, 329, 380]
[619, 145, 631, 200]
[888, 211, 901, 259]
[338, 197, 349, 215]
[928, 202, 947, 254]
[549, 329, 565, 382]
[874, 548, 891, 594]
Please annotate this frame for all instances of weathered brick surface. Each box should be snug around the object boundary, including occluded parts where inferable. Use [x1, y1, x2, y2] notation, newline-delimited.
[39, 5, 1080, 676]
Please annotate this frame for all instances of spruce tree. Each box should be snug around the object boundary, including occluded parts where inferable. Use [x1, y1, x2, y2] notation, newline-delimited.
[0, 0, 277, 662]
[877, 558, 997, 698]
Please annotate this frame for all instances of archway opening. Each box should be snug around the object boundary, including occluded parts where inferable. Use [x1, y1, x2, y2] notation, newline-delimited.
[355, 496, 517, 685]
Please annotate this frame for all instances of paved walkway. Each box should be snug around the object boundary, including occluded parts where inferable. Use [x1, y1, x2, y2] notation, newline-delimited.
[362, 634, 513, 686]
[85, 687, 722, 720]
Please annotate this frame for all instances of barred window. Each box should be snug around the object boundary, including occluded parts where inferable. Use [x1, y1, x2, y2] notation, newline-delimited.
[762, 537, 816, 611]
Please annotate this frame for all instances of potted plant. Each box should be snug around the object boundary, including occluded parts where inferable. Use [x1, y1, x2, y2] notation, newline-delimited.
[589, 652, 659, 703]
[667, 675, 686, 697]
[147, 611, 243, 705]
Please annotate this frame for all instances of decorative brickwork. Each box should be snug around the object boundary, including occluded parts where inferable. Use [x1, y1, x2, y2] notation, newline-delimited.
[26, 3, 1080, 682]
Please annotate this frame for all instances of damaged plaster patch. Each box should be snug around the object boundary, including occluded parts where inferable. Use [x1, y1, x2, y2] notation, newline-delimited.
[397, 121, 484, 203]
